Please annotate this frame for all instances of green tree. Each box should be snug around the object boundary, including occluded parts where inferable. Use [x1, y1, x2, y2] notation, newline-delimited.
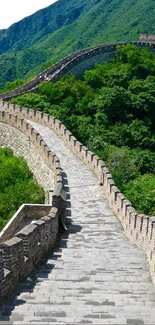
[124, 174, 155, 215]
[10, 44, 155, 216]
[0, 148, 44, 230]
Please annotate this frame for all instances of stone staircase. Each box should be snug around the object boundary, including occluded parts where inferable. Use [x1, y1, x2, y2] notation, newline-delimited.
[1, 121, 155, 325]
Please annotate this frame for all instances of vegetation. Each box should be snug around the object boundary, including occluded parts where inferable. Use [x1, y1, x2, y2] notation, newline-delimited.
[0, 0, 154, 87]
[10, 45, 155, 216]
[0, 79, 27, 94]
[0, 148, 44, 230]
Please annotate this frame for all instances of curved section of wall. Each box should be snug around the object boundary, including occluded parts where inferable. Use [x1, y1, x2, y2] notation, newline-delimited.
[0, 122, 53, 203]
[1, 100, 155, 284]
[139, 34, 155, 42]
[0, 109, 64, 204]
[0, 206, 61, 298]
[0, 110, 67, 300]
[49, 41, 155, 82]
[1, 41, 155, 100]
[62, 52, 114, 78]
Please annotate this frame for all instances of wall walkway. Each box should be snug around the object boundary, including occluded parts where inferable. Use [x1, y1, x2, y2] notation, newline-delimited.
[0, 38, 155, 323]
[0, 119, 155, 324]
[1, 41, 155, 101]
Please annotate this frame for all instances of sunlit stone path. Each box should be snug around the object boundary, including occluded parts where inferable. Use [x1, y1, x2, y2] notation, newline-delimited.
[1, 121, 155, 325]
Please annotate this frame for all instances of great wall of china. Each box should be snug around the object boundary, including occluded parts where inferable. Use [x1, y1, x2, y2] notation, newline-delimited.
[1, 40, 155, 101]
[0, 40, 155, 324]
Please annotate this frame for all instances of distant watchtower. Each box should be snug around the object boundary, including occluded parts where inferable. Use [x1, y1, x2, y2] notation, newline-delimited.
[139, 34, 155, 42]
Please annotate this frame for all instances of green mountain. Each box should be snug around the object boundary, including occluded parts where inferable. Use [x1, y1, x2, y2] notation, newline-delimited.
[0, 0, 154, 88]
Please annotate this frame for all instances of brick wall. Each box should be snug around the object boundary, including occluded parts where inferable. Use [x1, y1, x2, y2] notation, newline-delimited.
[1, 41, 155, 100]
[0, 207, 60, 298]
[0, 204, 53, 243]
[0, 121, 53, 202]
[0, 109, 66, 299]
[1, 101, 155, 285]
[139, 34, 155, 42]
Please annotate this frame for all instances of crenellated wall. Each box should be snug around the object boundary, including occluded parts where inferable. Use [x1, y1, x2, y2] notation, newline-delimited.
[0, 40, 155, 299]
[0, 207, 61, 298]
[0, 204, 53, 243]
[0, 109, 66, 299]
[0, 109, 63, 190]
[139, 34, 155, 42]
[0, 122, 53, 203]
[1, 41, 155, 100]
[1, 100, 155, 286]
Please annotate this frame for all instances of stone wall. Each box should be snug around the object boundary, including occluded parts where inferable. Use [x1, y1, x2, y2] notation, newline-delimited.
[65, 52, 113, 78]
[0, 204, 52, 243]
[1, 101, 155, 285]
[0, 109, 66, 300]
[0, 122, 53, 203]
[0, 40, 155, 298]
[1, 41, 155, 100]
[0, 207, 60, 298]
[139, 34, 155, 42]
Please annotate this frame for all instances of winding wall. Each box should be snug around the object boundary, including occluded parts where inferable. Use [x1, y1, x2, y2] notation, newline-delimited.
[1, 41, 155, 100]
[0, 122, 53, 203]
[0, 108, 66, 299]
[0, 42, 155, 320]
[0, 102, 155, 323]
[0, 100, 155, 286]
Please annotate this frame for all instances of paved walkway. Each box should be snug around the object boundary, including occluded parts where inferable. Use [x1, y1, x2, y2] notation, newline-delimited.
[1, 122, 155, 325]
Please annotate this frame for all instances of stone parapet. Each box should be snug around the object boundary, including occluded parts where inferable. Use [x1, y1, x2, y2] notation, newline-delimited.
[1, 101, 155, 285]
[0, 109, 66, 300]
[0, 207, 60, 298]
[139, 34, 155, 42]
[0, 41, 155, 100]
[0, 109, 66, 226]
[0, 204, 52, 243]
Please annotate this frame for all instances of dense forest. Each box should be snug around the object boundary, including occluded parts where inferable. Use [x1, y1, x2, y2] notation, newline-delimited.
[0, 148, 44, 230]
[0, 0, 155, 87]
[10, 45, 155, 216]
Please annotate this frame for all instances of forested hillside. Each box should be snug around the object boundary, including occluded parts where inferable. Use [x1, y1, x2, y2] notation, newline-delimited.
[10, 45, 155, 216]
[0, 148, 44, 230]
[0, 0, 155, 87]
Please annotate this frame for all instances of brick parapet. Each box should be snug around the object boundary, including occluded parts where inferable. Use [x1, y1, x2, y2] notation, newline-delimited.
[0, 204, 52, 243]
[1, 102, 155, 284]
[0, 109, 66, 300]
[139, 34, 155, 42]
[0, 42, 155, 100]
[0, 110, 66, 225]
[0, 207, 60, 298]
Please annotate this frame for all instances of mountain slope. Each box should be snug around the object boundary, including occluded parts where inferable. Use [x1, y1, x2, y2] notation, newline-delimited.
[0, 0, 98, 54]
[0, 0, 154, 88]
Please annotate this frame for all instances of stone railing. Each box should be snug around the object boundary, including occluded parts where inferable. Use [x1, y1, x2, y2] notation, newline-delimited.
[0, 109, 66, 299]
[0, 204, 53, 243]
[0, 109, 63, 190]
[0, 207, 61, 298]
[139, 34, 155, 42]
[1, 100, 155, 286]
[1, 41, 155, 100]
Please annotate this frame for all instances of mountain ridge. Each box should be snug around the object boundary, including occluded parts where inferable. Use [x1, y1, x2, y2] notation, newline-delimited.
[0, 0, 96, 54]
[0, 0, 154, 88]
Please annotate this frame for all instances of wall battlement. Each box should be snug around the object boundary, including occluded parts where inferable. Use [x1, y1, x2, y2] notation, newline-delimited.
[0, 207, 60, 298]
[0, 101, 155, 288]
[1, 41, 155, 101]
[0, 109, 66, 299]
[139, 34, 155, 42]
[0, 40, 155, 300]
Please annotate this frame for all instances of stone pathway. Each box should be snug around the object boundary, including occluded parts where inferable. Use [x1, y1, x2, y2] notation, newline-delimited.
[1, 122, 155, 325]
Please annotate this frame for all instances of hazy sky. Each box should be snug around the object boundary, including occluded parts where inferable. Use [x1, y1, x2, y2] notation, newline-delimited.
[0, 0, 58, 29]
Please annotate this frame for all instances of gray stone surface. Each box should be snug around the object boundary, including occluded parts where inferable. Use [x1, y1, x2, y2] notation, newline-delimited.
[1, 121, 155, 324]
[0, 122, 54, 202]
